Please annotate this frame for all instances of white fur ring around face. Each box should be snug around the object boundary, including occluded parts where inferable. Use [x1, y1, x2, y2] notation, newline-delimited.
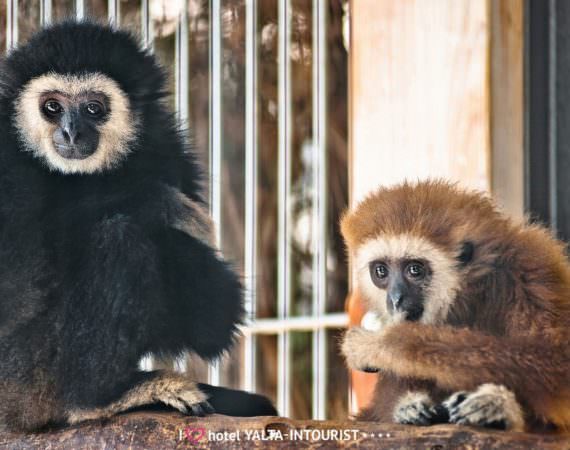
[361, 311, 383, 332]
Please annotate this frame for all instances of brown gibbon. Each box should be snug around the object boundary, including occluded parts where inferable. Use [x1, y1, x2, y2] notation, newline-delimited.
[341, 180, 570, 433]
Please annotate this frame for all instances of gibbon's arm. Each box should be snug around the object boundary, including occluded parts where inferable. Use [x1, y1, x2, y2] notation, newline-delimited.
[153, 226, 243, 360]
[343, 323, 570, 428]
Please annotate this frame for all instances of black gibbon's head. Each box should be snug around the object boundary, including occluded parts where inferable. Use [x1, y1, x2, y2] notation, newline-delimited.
[341, 180, 502, 325]
[1, 21, 167, 174]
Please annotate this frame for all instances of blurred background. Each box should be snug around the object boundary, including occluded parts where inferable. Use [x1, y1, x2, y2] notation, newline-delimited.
[0, 0, 564, 421]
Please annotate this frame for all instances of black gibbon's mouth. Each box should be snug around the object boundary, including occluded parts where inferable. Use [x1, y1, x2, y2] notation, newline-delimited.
[54, 144, 93, 160]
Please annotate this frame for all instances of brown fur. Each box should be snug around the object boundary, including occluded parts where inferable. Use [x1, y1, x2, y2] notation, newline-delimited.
[341, 180, 570, 432]
[357, 374, 447, 422]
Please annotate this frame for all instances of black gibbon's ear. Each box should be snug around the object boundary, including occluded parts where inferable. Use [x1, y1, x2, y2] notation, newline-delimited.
[457, 241, 475, 266]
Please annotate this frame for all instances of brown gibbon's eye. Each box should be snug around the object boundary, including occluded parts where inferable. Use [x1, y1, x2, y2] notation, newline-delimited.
[370, 261, 389, 284]
[406, 261, 425, 279]
[43, 100, 63, 116]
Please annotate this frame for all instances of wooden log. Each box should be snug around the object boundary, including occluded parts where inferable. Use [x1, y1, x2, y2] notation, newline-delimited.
[2, 412, 569, 449]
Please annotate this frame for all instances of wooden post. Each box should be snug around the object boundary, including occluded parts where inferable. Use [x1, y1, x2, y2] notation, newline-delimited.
[348, 0, 524, 413]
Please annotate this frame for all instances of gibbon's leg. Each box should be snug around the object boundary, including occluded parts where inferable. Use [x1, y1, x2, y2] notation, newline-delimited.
[66, 371, 212, 425]
[442, 384, 524, 431]
[342, 324, 570, 428]
[356, 372, 448, 423]
[59, 215, 159, 405]
[58, 215, 211, 420]
[153, 227, 243, 360]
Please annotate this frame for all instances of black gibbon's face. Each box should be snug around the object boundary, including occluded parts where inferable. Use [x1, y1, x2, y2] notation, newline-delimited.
[368, 258, 432, 322]
[15, 73, 138, 174]
[39, 91, 109, 160]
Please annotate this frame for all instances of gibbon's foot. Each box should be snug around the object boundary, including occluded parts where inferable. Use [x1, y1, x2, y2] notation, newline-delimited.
[67, 372, 212, 425]
[443, 384, 524, 431]
[393, 392, 449, 426]
[197, 384, 279, 417]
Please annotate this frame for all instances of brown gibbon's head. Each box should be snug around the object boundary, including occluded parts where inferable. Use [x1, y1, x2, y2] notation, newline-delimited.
[341, 180, 511, 325]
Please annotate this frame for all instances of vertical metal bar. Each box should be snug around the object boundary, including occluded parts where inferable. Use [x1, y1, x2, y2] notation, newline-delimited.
[172, 0, 190, 376]
[208, 0, 223, 386]
[548, 0, 557, 229]
[108, 0, 120, 25]
[176, 1, 190, 127]
[6, 0, 18, 51]
[138, 355, 153, 371]
[136, 0, 155, 375]
[75, 0, 85, 20]
[243, 0, 258, 392]
[277, 0, 292, 418]
[40, 0, 52, 26]
[311, 0, 327, 421]
[141, 0, 153, 49]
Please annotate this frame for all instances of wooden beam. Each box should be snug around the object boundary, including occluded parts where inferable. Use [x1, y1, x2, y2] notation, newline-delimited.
[3, 412, 568, 449]
[350, 0, 491, 205]
[490, 0, 524, 218]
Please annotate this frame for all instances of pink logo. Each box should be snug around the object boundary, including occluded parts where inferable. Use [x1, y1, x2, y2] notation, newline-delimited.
[184, 427, 206, 444]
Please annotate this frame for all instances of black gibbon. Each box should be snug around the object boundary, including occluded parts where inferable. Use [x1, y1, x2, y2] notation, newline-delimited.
[0, 21, 276, 432]
[341, 180, 570, 433]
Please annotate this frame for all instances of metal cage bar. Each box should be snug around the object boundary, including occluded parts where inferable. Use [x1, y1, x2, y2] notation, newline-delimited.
[172, 0, 191, 376]
[277, 0, 292, 418]
[141, 0, 152, 49]
[243, 313, 348, 335]
[136, 0, 154, 375]
[108, 0, 120, 25]
[6, 0, 18, 50]
[175, 1, 190, 127]
[40, 0, 52, 26]
[208, 0, 223, 386]
[243, 0, 258, 393]
[75, 0, 85, 20]
[311, 0, 328, 421]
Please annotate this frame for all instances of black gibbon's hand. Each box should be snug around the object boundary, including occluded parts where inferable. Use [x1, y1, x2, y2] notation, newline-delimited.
[154, 228, 243, 359]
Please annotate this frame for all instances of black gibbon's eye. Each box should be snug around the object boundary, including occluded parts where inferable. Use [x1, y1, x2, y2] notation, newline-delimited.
[406, 261, 425, 279]
[43, 100, 63, 115]
[371, 262, 389, 281]
[85, 102, 104, 116]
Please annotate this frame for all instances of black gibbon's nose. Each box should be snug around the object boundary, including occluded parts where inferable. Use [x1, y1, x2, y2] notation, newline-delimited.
[58, 110, 84, 145]
[61, 127, 80, 145]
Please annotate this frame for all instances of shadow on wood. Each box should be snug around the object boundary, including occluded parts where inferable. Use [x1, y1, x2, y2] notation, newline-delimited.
[2, 411, 570, 449]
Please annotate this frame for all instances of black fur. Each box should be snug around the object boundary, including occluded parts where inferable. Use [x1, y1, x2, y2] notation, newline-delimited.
[0, 21, 275, 432]
[197, 384, 278, 417]
[457, 241, 475, 266]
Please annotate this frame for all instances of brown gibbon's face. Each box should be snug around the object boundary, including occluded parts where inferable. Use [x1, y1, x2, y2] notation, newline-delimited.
[353, 234, 468, 325]
[368, 257, 432, 322]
